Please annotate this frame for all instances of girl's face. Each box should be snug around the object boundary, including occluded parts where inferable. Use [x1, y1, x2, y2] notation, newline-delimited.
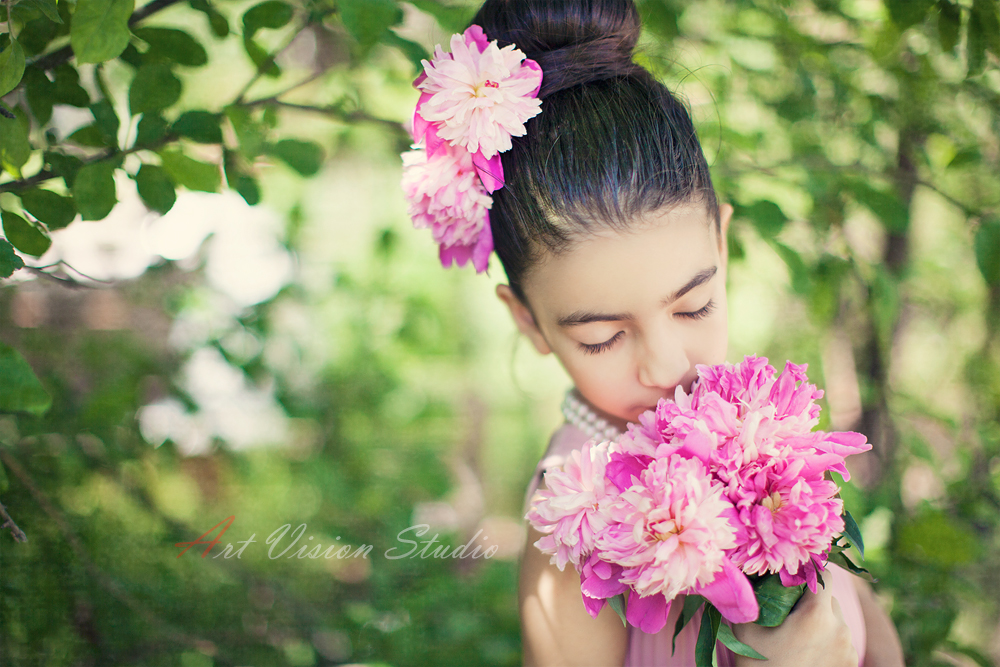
[498, 204, 732, 429]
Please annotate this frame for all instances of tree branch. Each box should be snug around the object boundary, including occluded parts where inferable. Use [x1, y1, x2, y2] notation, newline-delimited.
[232, 18, 313, 105]
[0, 497, 28, 542]
[27, 0, 186, 71]
[241, 99, 404, 132]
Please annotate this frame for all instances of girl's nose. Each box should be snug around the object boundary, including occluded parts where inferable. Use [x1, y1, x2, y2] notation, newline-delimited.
[637, 329, 690, 391]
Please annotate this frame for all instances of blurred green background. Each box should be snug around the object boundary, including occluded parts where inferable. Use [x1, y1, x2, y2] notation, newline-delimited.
[1, 0, 999, 665]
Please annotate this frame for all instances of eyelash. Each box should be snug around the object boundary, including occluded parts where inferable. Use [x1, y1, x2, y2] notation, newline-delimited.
[578, 300, 716, 355]
[580, 331, 625, 355]
[678, 299, 716, 321]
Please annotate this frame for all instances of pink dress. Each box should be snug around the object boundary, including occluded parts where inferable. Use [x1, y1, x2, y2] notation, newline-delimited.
[525, 422, 867, 667]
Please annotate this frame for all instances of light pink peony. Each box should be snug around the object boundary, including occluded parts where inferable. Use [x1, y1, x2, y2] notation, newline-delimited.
[400, 141, 493, 273]
[415, 25, 543, 161]
[596, 455, 737, 601]
[527, 440, 615, 571]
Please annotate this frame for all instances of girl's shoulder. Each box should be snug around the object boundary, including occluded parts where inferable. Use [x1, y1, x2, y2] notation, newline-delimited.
[522, 421, 592, 512]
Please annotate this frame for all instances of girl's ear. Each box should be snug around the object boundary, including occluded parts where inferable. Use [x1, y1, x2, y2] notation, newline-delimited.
[718, 203, 733, 266]
[496, 285, 552, 355]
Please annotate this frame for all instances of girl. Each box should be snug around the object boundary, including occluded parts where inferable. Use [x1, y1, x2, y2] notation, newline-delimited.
[405, 0, 906, 664]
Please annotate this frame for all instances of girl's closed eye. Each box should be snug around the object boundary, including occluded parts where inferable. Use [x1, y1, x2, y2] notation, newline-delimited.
[580, 331, 625, 355]
[677, 299, 716, 321]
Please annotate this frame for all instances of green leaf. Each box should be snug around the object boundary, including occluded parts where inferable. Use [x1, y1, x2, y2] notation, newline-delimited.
[948, 147, 981, 168]
[0, 39, 25, 98]
[974, 218, 1000, 286]
[827, 550, 873, 580]
[18, 18, 62, 56]
[134, 112, 170, 147]
[72, 161, 118, 220]
[767, 240, 811, 295]
[191, 0, 230, 37]
[738, 200, 787, 239]
[45, 151, 84, 188]
[607, 593, 627, 627]
[70, 0, 135, 64]
[406, 0, 475, 33]
[19, 189, 76, 230]
[21, 0, 62, 23]
[242, 0, 293, 39]
[0, 342, 51, 415]
[133, 27, 209, 67]
[717, 624, 766, 660]
[268, 139, 325, 176]
[90, 99, 120, 145]
[159, 149, 220, 192]
[225, 105, 266, 157]
[382, 30, 430, 71]
[67, 124, 107, 147]
[242, 35, 281, 77]
[2, 210, 51, 257]
[23, 66, 56, 125]
[938, 0, 961, 52]
[972, 0, 1000, 57]
[673, 595, 704, 655]
[53, 64, 91, 107]
[0, 108, 31, 178]
[0, 238, 25, 278]
[847, 181, 909, 233]
[129, 63, 182, 115]
[337, 0, 403, 53]
[695, 604, 720, 667]
[887, 0, 935, 30]
[172, 110, 222, 144]
[842, 510, 865, 558]
[134, 164, 176, 214]
[752, 574, 805, 627]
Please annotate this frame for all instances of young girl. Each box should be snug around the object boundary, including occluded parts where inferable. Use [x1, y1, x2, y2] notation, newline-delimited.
[404, 0, 906, 664]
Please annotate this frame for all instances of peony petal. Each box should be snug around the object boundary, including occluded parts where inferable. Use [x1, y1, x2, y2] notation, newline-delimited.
[625, 591, 672, 634]
[473, 152, 505, 193]
[464, 24, 490, 53]
[693, 558, 758, 624]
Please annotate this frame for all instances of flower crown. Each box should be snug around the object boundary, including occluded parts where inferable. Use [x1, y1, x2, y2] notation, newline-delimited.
[401, 25, 543, 274]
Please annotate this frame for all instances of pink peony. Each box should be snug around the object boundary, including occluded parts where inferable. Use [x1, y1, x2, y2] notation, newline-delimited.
[527, 440, 615, 571]
[596, 455, 737, 601]
[415, 25, 543, 161]
[724, 455, 845, 593]
[400, 141, 493, 273]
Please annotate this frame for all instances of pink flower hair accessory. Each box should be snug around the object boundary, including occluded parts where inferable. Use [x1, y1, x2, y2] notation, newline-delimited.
[401, 25, 543, 274]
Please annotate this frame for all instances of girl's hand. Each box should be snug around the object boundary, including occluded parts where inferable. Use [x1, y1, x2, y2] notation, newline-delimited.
[732, 584, 858, 667]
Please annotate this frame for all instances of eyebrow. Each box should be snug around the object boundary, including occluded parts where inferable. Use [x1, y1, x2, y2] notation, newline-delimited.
[556, 266, 718, 328]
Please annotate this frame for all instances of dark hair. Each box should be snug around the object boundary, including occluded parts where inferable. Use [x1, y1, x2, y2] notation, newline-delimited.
[472, 0, 719, 302]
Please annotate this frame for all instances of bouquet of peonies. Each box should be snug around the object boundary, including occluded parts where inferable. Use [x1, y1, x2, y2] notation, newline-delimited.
[526, 356, 871, 664]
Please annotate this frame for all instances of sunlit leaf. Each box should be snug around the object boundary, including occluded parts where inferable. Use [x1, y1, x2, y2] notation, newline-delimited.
[129, 63, 182, 115]
[19, 189, 76, 230]
[70, 0, 135, 64]
[1, 209, 51, 257]
[71, 161, 118, 220]
[135, 112, 170, 146]
[242, 36, 281, 76]
[18, 17, 62, 56]
[938, 0, 961, 52]
[134, 164, 176, 214]
[898, 511, 979, 567]
[159, 149, 221, 192]
[382, 30, 429, 71]
[406, 0, 474, 33]
[0, 107, 31, 178]
[0, 39, 25, 98]
[0, 342, 51, 415]
[20, 0, 62, 23]
[0, 238, 25, 278]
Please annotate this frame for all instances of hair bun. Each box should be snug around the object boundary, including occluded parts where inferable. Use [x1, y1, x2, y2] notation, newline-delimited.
[472, 0, 642, 98]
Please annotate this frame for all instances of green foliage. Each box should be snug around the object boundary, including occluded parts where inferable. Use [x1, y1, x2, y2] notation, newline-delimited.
[0, 108, 31, 178]
[337, 0, 403, 54]
[159, 149, 221, 192]
[975, 219, 1000, 286]
[0, 239, 24, 278]
[17, 189, 75, 230]
[752, 574, 805, 627]
[1, 210, 51, 257]
[0, 40, 25, 98]
[134, 164, 177, 214]
[268, 139, 325, 176]
[129, 63, 183, 115]
[0, 342, 51, 414]
[69, 0, 134, 64]
[71, 161, 118, 220]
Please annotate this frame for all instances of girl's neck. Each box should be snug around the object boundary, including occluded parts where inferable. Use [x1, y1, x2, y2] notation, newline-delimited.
[561, 389, 629, 441]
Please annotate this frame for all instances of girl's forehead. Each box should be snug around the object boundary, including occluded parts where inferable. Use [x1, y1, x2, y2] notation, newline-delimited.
[523, 208, 721, 314]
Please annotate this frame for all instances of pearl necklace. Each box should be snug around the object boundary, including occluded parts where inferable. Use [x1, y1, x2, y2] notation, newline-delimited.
[561, 391, 622, 442]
